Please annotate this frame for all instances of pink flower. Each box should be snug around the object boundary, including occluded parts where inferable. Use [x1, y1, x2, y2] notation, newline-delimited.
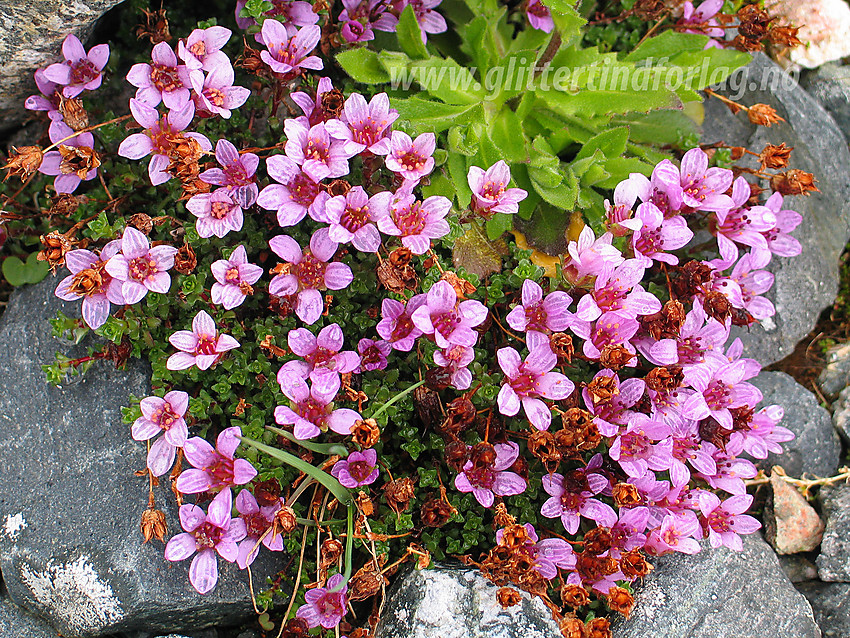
[376, 295, 427, 351]
[105, 226, 178, 304]
[325, 92, 398, 156]
[210, 246, 264, 309]
[167, 310, 240, 371]
[678, 0, 725, 45]
[609, 414, 673, 479]
[571, 311, 639, 363]
[377, 192, 451, 255]
[118, 99, 212, 186]
[496, 343, 573, 430]
[331, 449, 380, 488]
[55, 241, 125, 329]
[291, 77, 336, 126]
[257, 154, 330, 227]
[127, 41, 191, 110]
[574, 259, 662, 323]
[24, 69, 62, 115]
[433, 343, 475, 390]
[297, 573, 348, 629]
[325, 187, 391, 252]
[189, 63, 251, 119]
[284, 119, 351, 182]
[275, 370, 361, 439]
[236, 0, 319, 31]
[42, 34, 109, 98]
[199, 139, 259, 208]
[177, 26, 233, 71]
[358, 338, 390, 371]
[645, 511, 702, 555]
[164, 489, 247, 594]
[268, 231, 354, 325]
[235, 490, 285, 569]
[680, 353, 762, 430]
[176, 426, 258, 493]
[603, 178, 644, 237]
[338, 0, 399, 42]
[411, 280, 488, 349]
[37, 120, 98, 194]
[260, 22, 323, 77]
[506, 279, 573, 336]
[385, 131, 436, 182]
[757, 192, 802, 259]
[454, 442, 527, 507]
[526, 0, 554, 32]
[631, 202, 693, 266]
[131, 391, 189, 476]
[540, 463, 617, 534]
[698, 492, 760, 551]
[409, 0, 447, 42]
[467, 161, 528, 216]
[279, 323, 361, 380]
[562, 226, 624, 287]
[670, 147, 734, 212]
[187, 189, 244, 238]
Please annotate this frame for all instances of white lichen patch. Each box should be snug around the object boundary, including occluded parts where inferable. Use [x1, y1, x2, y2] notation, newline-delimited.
[20, 555, 124, 634]
[3, 512, 27, 539]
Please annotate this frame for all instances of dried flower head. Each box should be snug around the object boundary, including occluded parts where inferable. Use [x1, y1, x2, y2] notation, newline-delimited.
[348, 559, 387, 601]
[136, 7, 172, 44]
[747, 103, 784, 127]
[356, 490, 374, 516]
[140, 506, 167, 543]
[561, 583, 591, 608]
[384, 476, 416, 514]
[57, 95, 89, 131]
[758, 143, 793, 170]
[420, 494, 454, 527]
[351, 418, 381, 448]
[58, 144, 101, 179]
[497, 587, 522, 608]
[275, 505, 298, 534]
[173, 242, 197, 275]
[253, 478, 282, 506]
[585, 617, 612, 638]
[558, 612, 586, 638]
[550, 332, 574, 364]
[128, 212, 154, 235]
[605, 586, 635, 618]
[3, 146, 44, 181]
[770, 169, 818, 196]
[37, 230, 74, 272]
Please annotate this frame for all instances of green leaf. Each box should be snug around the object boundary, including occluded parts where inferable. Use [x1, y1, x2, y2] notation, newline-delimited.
[447, 125, 480, 156]
[489, 108, 527, 163]
[391, 97, 484, 134]
[574, 126, 628, 161]
[409, 57, 483, 104]
[624, 30, 710, 62]
[447, 152, 472, 208]
[336, 48, 390, 84]
[485, 213, 513, 240]
[2, 252, 50, 286]
[530, 165, 578, 210]
[612, 110, 698, 146]
[396, 4, 430, 59]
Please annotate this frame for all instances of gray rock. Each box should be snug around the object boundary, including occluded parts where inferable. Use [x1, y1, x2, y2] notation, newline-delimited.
[750, 371, 840, 478]
[0, 279, 278, 637]
[702, 53, 850, 366]
[0, 597, 58, 638]
[0, 0, 126, 132]
[375, 563, 560, 638]
[797, 581, 850, 638]
[778, 555, 819, 583]
[832, 384, 850, 444]
[802, 63, 850, 143]
[819, 342, 850, 397]
[613, 534, 821, 638]
[817, 485, 850, 582]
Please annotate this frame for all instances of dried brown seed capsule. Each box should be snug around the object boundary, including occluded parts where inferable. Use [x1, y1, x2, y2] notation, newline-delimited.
[561, 583, 591, 608]
[747, 103, 784, 127]
[351, 418, 381, 448]
[469, 441, 496, 470]
[558, 612, 586, 638]
[770, 169, 818, 196]
[550, 332, 574, 364]
[384, 477, 415, 514]
[140, 507, 167, 543]
[585, 616, 612, 638]
[274, 505, 298, 534]
[496, 587, 522, 608]
[173, 242, 197, 275]
[58, 144, 100, 178]
[528, 430, 561, 465]
[605, 586, 635, 618]
[758, 143, 793, 170]
[356, 490, 375, 516]
[583, 526, 613, 555]
[420, 495, 454, 527]
[321, 538, 344, 566]
[37, 231, 74, 272]
[645, 366, 684, 393]
[444, 438, 470, 472]
[128, 212, 154, 235]
[252, 478, 281, 506]
[619, 549, 652, 579]
[611, 482, 642, 507]
[3, 146, 44, 181]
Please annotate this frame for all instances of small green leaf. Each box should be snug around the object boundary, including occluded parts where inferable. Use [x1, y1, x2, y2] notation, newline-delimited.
[574, 127, 629, 161]
[2, 252, 50, 286]
[489, 108, 527, 163]
[396, 4, 429, 59]
[485, 213, 513, 240]
[391, 97, 484, 134]
[336, 48, 390, 84]
[447, 152, 472, 208]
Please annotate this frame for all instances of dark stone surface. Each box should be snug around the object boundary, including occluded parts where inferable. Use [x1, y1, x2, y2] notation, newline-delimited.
[798, 581, 850, 638]
[0, 279, 277, 637]
[816, 485, 850, 582]
[0, 597, 58, 638]
[802, 63, 850, 143]
[613, 534, 821, 638]
[778, 555, 819, 583]
[818, 342, 850, 398]
[0, 0, 126, 132]
[750, 372, 840, 478]
[832, 384, 850, 445]
[702, 53, 850, 366]
[375, 563, 560, 638]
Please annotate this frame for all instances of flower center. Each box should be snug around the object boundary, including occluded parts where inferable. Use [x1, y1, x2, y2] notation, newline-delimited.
[70, 59, 99, 85]
[307, 346, 336, 368]
[225, 266, 241, 284]
[340, 203, 371, 232]
[400, 150, 426, 172]
[189, 40, 207, 58]
[150, 63, 183, 94]
[464, 466, 495, 490]
[510, 368, 538, 398]
[290, 173, 319, 207]
[393, 201, 427, 236]
[210, 201, 233, 219]
[296, 253, 326, 289]
[193, 521, 223, 550]
[524, 303, 548, 332]
[204, 87, 226, 107]
[243, 512, 272, 538]
[154, 402, 181, 430]
[296, 397, 331, 427]
[347, 460, 373, 482]
[208, 452, 236, 487]
[391, 313, 415, 342]
[704, 380, 732, 411]
[196, 334, 219, 356]
[432, 311, 459, 339]
[480, 180, 506, 201]
[128, 256, 157, 282]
